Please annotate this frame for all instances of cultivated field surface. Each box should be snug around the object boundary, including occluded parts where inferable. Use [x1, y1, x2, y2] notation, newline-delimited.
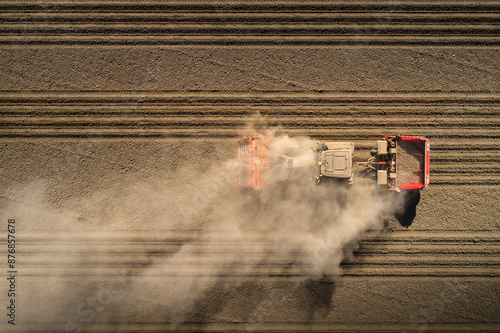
[0, 1, 499, 332]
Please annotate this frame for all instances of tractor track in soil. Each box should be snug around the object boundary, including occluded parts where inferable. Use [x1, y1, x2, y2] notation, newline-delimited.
[0, 94, 497, 184]
[1, 1, 499, 46]
[13, 230, 500, 279]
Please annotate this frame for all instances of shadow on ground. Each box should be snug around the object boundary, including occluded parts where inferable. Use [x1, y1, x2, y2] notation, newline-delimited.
[394, 190, 421, 228]
[183, 276, 336, 330]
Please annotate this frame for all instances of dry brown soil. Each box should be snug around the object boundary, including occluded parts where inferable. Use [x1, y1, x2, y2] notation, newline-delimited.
[397, 140, 425, 186]
[0, 1, 499, 332]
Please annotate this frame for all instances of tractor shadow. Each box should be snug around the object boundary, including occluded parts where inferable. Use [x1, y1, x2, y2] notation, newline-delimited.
[393, 190, 421, 228]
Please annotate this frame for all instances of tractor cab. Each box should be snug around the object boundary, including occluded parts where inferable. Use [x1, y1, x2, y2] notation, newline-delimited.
[318, 142, 354, 184]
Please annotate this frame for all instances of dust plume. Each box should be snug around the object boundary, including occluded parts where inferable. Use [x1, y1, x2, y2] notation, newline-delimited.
[0, 129, 406, 330]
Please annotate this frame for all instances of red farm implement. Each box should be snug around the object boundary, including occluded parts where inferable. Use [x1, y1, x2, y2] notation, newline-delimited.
[238, 136, 270, 190]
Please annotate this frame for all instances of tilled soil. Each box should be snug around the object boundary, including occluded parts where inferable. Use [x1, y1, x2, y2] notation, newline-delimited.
[397, 140, 425, 187]
[0, 1, 499, 332]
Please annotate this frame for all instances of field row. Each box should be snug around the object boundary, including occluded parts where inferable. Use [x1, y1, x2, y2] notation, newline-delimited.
[2, 1, 499, 14]
[2, 35, 500, 45]
[2, 24, 498, 35]
[14, 229, 500, 241]
[0, 115, 497, 127]
[11, 230, 499, 277]
[0, 128, 497, 139]
[1, 91, 498, 103]
[13, 251, 500, 278]
[2, 105, 498, 116]
[2, 1, 498, 45]
[2, 13, 498, 23]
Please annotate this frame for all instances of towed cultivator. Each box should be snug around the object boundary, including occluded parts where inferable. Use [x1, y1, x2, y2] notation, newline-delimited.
[238, 136, 270, 190]
[238, 135, 430, 192]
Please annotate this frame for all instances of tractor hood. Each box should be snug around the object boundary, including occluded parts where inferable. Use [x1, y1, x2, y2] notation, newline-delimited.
[320, 149, 353, 178]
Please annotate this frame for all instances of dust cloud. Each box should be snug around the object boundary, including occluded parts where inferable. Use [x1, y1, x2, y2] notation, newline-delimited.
[1, 127, 406, 330]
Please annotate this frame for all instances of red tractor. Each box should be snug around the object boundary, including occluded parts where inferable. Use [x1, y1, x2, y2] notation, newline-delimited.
[238, 135, 430, 192]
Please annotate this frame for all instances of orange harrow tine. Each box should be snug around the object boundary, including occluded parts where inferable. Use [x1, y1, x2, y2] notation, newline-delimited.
[238, 136, 269, 190]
